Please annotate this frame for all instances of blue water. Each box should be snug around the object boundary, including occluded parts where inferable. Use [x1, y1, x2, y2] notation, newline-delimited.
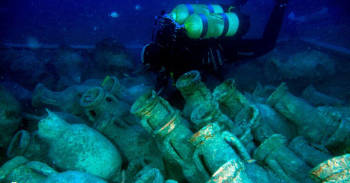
[1, 0, 348, 45]
[0, 0, 350, 182]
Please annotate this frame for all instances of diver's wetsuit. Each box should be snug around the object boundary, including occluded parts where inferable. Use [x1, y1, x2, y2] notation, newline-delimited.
[142, 0, 288, 91]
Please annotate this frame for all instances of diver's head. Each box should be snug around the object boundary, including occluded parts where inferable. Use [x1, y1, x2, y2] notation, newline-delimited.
[152, 13, 186, 47]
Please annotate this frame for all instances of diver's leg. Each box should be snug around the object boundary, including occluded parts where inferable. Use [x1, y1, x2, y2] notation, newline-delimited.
[262, 0, 288, 49]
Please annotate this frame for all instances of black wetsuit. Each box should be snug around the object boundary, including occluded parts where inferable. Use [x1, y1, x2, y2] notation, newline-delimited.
[143, 0, 288, 91]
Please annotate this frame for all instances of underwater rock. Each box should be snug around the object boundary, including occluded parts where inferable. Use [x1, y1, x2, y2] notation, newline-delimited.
[264, 50, 336, 81]
[190, 123, 252, 182]
[7, 130, 49, 162]
[253, 134, 312, 183]
[0, 156, 57, 183]
[1, 49, 50, 88]
[310, 154, 350, 183]
[0, 81, 32, 103]
[0, 85, 22, 149]
[267, 83, 337, 144]
[288, 136, 331, 167]
[54, 47, 84, 84]
[32, 82, 95, 115]
[95, 37, 126, 52]
[302, 85, 344, 106]
[176, 70, 212, 118]
[44, 171, 107, 183]
[37, 110, 122, 180]
[94, 38, 133, 77]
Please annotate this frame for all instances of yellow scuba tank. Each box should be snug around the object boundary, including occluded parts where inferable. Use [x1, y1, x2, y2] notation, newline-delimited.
[184, 12, 240, 39]
[169, 4, 224, 24]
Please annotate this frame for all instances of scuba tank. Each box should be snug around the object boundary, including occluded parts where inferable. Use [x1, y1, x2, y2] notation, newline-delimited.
[170, 4, 224, 24]
[184, 12, 240, 39]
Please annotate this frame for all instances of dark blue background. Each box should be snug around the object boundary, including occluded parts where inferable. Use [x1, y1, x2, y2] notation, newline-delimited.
[0, 0, 349, 47]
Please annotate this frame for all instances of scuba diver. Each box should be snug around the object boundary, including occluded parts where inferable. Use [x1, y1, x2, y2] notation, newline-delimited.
[142, 0, 288, 92]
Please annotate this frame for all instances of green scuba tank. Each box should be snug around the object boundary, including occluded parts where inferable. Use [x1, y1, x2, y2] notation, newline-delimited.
[170, 4, 224, 24]
[184, 12, 240, 39]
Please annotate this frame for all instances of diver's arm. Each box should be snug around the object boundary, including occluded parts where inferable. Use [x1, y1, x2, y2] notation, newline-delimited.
[231, 0, 288, 59]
